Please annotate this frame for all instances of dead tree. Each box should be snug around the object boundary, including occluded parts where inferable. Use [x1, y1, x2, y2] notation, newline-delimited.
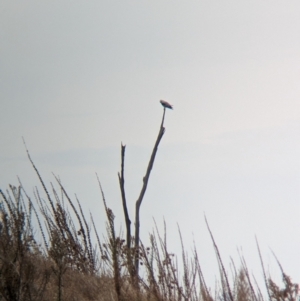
[118, 106, 170, 278]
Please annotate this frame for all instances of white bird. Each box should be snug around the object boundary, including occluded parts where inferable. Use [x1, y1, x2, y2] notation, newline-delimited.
[160, 100, 173, 109]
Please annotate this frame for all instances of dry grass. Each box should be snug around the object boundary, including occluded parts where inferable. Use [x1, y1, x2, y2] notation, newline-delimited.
[0, 166, 298, 301]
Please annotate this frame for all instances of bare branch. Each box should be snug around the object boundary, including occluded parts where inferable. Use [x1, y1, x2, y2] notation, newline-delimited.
[134, 108, 166, 273]
[118, 143, 131, 249]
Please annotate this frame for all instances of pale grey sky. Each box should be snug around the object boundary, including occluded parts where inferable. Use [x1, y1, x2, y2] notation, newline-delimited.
[1, 1, 299, 289]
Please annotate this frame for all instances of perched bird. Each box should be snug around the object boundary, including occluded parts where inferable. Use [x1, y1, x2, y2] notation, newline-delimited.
[160, 100, 173, 109]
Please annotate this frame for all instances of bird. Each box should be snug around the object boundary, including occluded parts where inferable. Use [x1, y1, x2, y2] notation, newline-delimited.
[160, 100, 173, 109]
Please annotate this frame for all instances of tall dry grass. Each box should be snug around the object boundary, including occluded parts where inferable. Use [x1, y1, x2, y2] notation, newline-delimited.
[0, 162, 298, 301]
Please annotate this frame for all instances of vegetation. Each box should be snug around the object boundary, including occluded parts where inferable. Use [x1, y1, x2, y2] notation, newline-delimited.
[0, 163, 298, 301]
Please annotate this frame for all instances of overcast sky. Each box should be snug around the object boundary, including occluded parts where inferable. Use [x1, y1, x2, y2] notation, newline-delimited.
[1, 1, 299, 289]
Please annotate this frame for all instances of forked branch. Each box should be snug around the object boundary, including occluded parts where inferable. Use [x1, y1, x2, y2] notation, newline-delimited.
[118, 107, 168, 280]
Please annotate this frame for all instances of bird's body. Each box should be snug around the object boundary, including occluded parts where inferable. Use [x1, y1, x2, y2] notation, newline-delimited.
[160, 100, 173, 109]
